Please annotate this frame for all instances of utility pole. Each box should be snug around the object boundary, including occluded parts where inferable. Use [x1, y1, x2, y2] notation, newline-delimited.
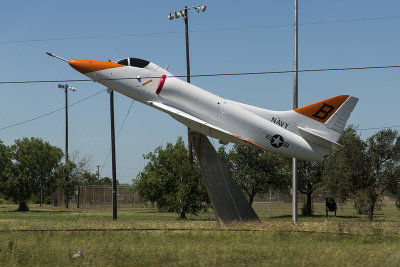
[96, 165, 100, 185]
[292, 0, 299, 223]
[58, 84, 76, 208]
[109, 90, 117, 220]
[168, 5, 207, 162]
[183, 6, 193, 162]
[65, 86, 68, 164]
[58, 84, 76, 163]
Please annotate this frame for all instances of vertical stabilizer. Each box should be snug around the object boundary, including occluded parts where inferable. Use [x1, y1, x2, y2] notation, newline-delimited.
[294, 95, 350, 124]
[293, 95, 358, 148]
[294, 95, 358, 134]
[324, 96, 358, 133]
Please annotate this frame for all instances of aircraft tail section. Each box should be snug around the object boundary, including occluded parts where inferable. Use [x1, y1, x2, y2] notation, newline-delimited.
[227, 94, 358, 151]
[293, 95, 358, 149]
[294, 95, 358, 132]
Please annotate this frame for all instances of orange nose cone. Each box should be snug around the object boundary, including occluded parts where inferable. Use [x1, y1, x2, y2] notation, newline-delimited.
[68, 59, 123, 74]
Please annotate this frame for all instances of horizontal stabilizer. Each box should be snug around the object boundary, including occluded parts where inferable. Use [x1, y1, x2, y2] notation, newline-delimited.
[297, 126, 341, 149]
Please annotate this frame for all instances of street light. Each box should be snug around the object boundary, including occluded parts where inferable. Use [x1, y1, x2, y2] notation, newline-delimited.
[168, 5, 206, 20]
[168, 4, 207, 162]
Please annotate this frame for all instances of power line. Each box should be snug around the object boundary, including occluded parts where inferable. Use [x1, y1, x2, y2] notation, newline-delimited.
[192, 16, 400, 34]
[189, 65, 400, 78]
[0, 79, 89, 85]
[0, 89, 106, 131]
[1, 64, 400, 86]
[0, 16, 399, 45]
[359, 125, 400, 131]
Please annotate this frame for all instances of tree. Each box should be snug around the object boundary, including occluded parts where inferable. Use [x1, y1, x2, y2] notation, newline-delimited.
[55, 152, 96, 208]
[324, 126, 400, 220]
[55, 161, 80, 208]
[2, 137, 63, 211]
[98, 177, 119, 185]
[324, 126, 367, 205]
[219, 144, 290, 205]
[0, 141, 12, 199]
[298, 160, 324, 216]
[79, 174, 119, 185]
[134, 137, 209, 219]
[80, 170, 98, 185]
[100, 177, 112, 185]
[364, 129, 400, 219]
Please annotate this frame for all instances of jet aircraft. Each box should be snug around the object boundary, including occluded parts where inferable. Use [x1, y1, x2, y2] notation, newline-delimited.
[62, 56, 358, 162]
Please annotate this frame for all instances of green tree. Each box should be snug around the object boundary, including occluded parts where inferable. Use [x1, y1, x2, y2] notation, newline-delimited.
[298, 160, 324, 216]
[219, 144, 290, 205]
[79, 174, 119, 185]
[100, 177, 112, 185]
[324, 126, 400, 220]
[134, 137, 209, 219]
[80, 170, 98, 185]
[324, 126, 367, 205]
[55, 152, 98, 208]
[2, 137, 63, 211]
[0, 141, 12, 199]
[364, 129, 400, 219]
[55, 161, 80, 208]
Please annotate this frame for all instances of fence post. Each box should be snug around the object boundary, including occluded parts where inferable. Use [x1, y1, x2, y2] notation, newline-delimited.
[84, 185, 86, 209]
[77, 186, 80, 208]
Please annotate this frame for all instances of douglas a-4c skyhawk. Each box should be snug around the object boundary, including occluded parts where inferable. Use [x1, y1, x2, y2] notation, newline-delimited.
[51, 54, 358, 162]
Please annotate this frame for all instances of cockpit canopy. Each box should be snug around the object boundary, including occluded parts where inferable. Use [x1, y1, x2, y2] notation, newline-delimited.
[115, 58, 150, 68]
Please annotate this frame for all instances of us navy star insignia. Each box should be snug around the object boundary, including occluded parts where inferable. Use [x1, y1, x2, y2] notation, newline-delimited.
[265, 134, 289, 148]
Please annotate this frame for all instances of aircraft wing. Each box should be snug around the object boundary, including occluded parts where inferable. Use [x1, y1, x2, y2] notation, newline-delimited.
[148, 101, 264, 149]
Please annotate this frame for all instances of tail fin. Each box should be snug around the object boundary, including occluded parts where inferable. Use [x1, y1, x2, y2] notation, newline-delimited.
[294, 95, 358, 133]
[294, 95, 358, 148]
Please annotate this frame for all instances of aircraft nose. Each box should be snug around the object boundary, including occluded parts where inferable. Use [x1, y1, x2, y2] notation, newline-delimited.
[68, 59, 122, 74]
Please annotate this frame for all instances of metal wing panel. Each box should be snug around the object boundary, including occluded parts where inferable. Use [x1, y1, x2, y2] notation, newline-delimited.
[148, 101, 263, 149]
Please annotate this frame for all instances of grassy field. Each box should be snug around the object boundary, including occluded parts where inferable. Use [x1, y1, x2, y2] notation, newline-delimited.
[0, 202, 399, 266]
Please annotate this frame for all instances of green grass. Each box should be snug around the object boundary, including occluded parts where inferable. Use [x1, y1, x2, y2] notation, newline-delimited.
[0, 203, 399, 266]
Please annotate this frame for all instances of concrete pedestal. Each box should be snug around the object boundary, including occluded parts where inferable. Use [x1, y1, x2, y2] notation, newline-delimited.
[190, 132, 260, 223]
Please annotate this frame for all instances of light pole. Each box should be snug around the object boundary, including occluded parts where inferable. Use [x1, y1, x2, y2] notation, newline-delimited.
[292, 0, 299, 223]
[58, 84, 76, 208]
[168, 4, 207, 162]
[108, 89, 118, 220]
[58, 84, 76, 163]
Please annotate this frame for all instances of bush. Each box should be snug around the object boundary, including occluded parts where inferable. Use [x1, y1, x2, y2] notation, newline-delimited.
[353, 190, 384, 215]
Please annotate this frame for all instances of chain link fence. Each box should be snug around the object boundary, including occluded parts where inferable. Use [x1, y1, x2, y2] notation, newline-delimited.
[51, 186, 331, 212]
[52, 186, 388, 217]
[51, 185, 143, 209]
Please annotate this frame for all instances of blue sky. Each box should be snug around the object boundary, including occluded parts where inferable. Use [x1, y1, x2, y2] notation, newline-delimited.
[1, 0, 400, 184]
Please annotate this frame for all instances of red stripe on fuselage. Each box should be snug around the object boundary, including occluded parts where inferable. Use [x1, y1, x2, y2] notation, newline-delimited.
[155, 75, 166, 95]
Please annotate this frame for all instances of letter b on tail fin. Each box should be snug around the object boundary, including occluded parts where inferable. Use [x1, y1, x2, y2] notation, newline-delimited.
[294, 95, 358, 133]
[294, 95, 349, 123]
